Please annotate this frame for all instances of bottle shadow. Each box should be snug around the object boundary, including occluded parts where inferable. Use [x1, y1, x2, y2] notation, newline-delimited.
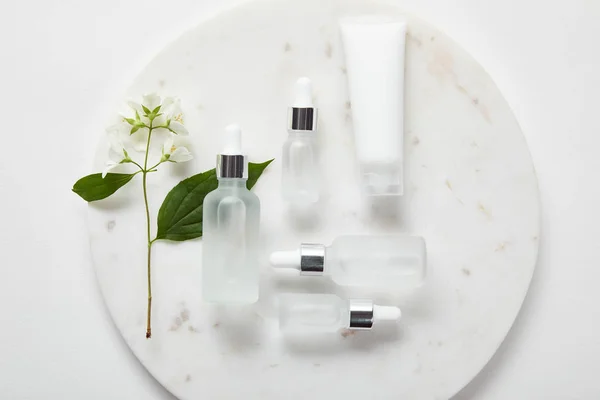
[272, 274, 340, 295]
[88, 182, 139, 210]
[207, 305, 265, 353]
[283, 322, 404, 355]
[366, 195, 404, 229]
[284, 202, 324, 232]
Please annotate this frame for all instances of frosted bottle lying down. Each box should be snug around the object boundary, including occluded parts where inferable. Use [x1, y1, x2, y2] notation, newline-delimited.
[282, 77, 319, 205]
[202, 124, 260, 304]
[270, 235, 426, 289]
[279, 294, 401, 334]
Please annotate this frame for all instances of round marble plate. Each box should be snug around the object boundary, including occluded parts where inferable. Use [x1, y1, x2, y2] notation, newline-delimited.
[88, 0, 540, 398]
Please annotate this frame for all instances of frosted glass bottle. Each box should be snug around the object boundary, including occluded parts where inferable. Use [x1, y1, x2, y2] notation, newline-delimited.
[202, 124, 260, 304]
[282, 77, 319, 205]
[279, 294, 401, 334]
[271, 234, 426, 289]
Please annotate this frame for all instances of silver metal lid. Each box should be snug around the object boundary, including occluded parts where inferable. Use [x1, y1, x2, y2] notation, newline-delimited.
[216, 154, 248, 179]
[348, 299, 374, 330]
[288, 107, 318, 131]
[299, 243, 325, 275]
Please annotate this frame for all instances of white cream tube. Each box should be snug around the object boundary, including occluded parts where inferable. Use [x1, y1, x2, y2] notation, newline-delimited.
[340, 16, 406, 196]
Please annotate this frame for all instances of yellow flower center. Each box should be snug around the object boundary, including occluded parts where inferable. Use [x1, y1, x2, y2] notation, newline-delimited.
[173, 113, 184, 123]
[171, 145, 177, 153]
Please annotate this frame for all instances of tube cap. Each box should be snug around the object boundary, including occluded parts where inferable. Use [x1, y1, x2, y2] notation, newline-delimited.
[362, 163, 404, 196]
[217, 124, 247, 179]
[288, 77, 318, 131]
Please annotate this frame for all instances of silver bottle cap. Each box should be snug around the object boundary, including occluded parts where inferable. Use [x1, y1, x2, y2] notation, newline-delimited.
[288, 107, 318, 131]
[299, 243, 325, 275]
[348, 299, 374, 330]
[216, 154, 248, 179]
[288, 77, 318, 131]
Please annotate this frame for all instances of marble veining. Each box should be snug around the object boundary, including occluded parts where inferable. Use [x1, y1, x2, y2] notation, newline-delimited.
[87, 0, 540, 399]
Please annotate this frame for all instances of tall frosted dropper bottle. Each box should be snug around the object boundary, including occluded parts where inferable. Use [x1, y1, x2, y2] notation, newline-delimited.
[202, 124, 260, 304]
[282, 77, 319, 205]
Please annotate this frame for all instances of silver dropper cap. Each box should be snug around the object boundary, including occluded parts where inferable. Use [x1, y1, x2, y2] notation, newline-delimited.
[288, 108, 317, 131]
[348, 299, 374, 329]
[216, 124, 248, 179]
[270, 243, 325, 275]
[287, 77, 318, 132]
[347, 300, 402, 330]
[298, 243, 325, 275]
[216, 154, 248, 179]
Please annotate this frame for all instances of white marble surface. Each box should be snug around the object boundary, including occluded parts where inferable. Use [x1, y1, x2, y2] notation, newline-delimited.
[88, 0, 540, 399]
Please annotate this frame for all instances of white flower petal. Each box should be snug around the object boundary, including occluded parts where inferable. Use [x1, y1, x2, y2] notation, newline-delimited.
[107, 136, 124, 155]
[132, 128, 171, 165]
[129, 128, 150, 152]
[162, 97, 182, 117]
[142, 93, 161, 112]
[162, 96, 175, 107]
[106, 121, 127, 145]
[107, 120, 130, 133]
[126, 101, 143, 115]
[163, 136, 175, 155]
[172, 134, 192, 148]
[153, 113, 167, 127]
[108, 146, 125, 163]
[169, 147, 193, 163]
[170, 120, 189, 136]
[161, 96, 175, 110]
[149, 128, 171, 151]
[107, 121, 130, 138]
[102, 161, 120, 178]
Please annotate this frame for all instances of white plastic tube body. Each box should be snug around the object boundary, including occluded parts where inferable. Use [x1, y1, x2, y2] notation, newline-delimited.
[340, 17, 406, 196]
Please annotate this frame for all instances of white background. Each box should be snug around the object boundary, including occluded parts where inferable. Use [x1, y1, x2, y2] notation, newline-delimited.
[0, 0, 598, 399]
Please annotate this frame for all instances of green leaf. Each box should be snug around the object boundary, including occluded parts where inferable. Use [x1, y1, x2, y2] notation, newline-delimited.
[155, 169, 216, 241]
[72, 173, 137, 202]
[152, 105, 161, 114]
[130, 125, 141, 134]
[124, 117, 136, 125]
[247, 159, 274, 190]
[141, 105, 151, 116]
[155, 160, 274, 242]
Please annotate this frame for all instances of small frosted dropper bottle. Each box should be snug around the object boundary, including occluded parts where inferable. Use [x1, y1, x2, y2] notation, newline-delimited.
[279, 294, 401, 334]
[202, 124, 260, 304]
[282, 77, 319, 205]
[271, 235, 426, 289]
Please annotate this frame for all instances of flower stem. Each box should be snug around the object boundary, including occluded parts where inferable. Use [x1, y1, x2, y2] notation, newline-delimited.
[131, 160, 144, 171]
[147, 160, 163, 172]
[143, 123, 154, 339]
